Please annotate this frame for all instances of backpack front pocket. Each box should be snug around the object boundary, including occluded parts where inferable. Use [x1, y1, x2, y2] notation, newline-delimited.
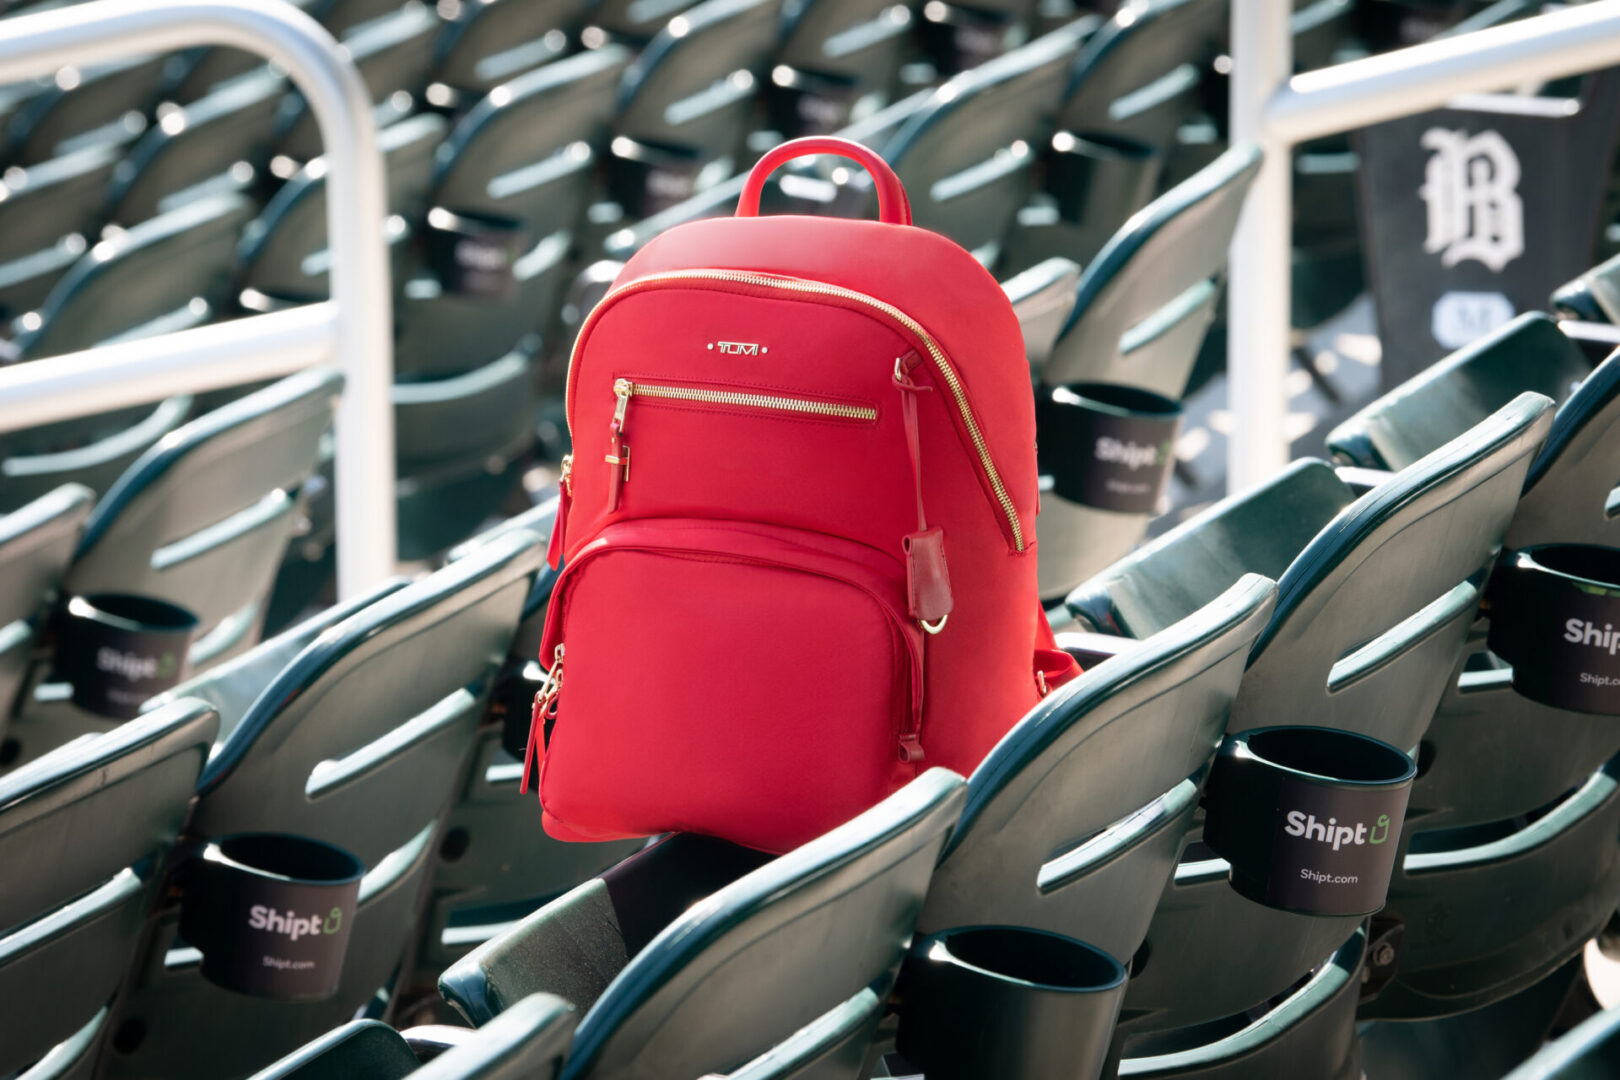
[534, 518, 923, 852]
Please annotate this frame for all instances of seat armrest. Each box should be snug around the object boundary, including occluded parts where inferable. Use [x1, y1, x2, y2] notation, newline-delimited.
[1334, 466, 1393, 497]
[400, 1025, 477, 1063]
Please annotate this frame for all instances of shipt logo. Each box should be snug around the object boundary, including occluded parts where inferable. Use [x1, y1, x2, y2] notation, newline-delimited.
[249, 905, 344, 942]
[1094, 437, 1170, 470]
[1284, 811, 1392, 851]
[1564, 620, 1620, 656]
[97, 647, 176, 682]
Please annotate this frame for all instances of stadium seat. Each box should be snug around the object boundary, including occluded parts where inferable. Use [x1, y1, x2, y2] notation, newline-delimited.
[249, 994, 576, 1080]
[12, 191, 253, 357]
[1553, 251, 1620, 324]
[607, 0, 784, 217]
[0, 141, 119, 275]
[100, 528, 545, 1080]
[587, 0, 702, 47]
[238, 112, 447, 303]
[770, 0, 913, 136]
[1035, 142, 1261, 601]
[440, 770, 968, 1079]
[1328, 315, 1620, 1019]
[874, 16, 1100, 256]
[104, 68, 287, 226]
[999, 0, 1228, 273]
[272, 3, 442, 163]
[0, 698, 217, 1079]
[0, 483, 90, 749]
[0, 397, 191, 512]
[394, 350, 537, 560]
[4, 54, 166, 166]
[1116, 928, 1364, 1080]
[918, 574, 1275, 972]
[394, 47, 631, 378]
[1068, 393, 1553, 1039]
[429, 0, 589, 105]
[1000, 254, 1080, 364]
[1502, 999, 1620, 1079]
[415, 501, 642, 986]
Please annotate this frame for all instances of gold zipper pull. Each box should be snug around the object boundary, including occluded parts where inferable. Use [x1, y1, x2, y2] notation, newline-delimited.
[607, 381, 633, 510]
[522, 644, 565, 795]
[547, 455, 574, 569]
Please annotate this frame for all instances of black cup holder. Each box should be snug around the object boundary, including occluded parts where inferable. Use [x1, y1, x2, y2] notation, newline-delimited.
[1487, 544, 1620, 714]
[1046, 131, 1163, 226]
[608, 137, 717, 218]
[768, 68, 863, 137]
[1202, 726, 1415, 917]
[56, 593, 199, 719]
[178, 833, 365, 1001]
[897, 926, 1126, 1080]
[422, 206, 527, 301]
[1036, 381, 1182, 514]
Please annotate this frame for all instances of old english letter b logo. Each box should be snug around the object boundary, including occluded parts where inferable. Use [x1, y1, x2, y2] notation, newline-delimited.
[1419, 128, 1524, 272]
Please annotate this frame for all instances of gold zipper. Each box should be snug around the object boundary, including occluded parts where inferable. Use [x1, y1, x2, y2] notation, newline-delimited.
[614, 378, 878, 423]
[568, 269, 1025, 551]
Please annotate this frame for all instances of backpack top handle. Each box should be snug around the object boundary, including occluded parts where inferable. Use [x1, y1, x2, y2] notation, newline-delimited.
[736, 136, 913, 226]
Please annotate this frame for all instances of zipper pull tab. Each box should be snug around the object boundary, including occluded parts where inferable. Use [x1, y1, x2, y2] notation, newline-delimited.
[894, 354, 952, 634]
[546, 455, 573, 569]
[897, 733, 925, 764]
[521, 644, 564, 796]
[606, 380, 633, 511]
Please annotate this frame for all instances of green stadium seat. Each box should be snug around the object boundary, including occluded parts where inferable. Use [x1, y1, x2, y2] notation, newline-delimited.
[1036, 143, 1261, 601]
[1068, 393, 1553, 1040]
[1000, 254, 1080, 364]
[0, 483, 90, 749]
[105, 69, 287, 226]
[1328, 315, 1620, 1020]
[0, 699, 216, 1078]
[0, 141, 118, 270]
[1501, 999, 1620, 1079]
[770, 0, 913, 136]
[919, 575, 1274, 973]
[100, 529, 545, 1080]
[440, 770, 967, 1080]
[875, 17, 1099, 256]
[429, 0, 590, 105]
[395, 47, 630, 378]
[238, 113, 447, 303]
[272, 4, 442, 163]
[0, 398, 192, 513]
[607, 0, 783, 216]
[4, 54, 166, 166]
[14, 192, 254, 359]
[1553, 251, 1620, 324]
[248, 994, 576, 1080]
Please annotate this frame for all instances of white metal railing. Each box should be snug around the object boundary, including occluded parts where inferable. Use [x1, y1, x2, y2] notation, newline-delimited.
[1227, 0, 1620, 493]
[0, 0, 395, 598]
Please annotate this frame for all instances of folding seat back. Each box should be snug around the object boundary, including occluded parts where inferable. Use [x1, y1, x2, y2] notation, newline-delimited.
[0, 699, 217, 1078]
[14, 192, 255, 359]
[239, 113, 447, 302]
[431, 47, 630, 236]
[1043, 142, 1261, 392]
[919, 575, 1275, 963]
[1554, 249, 1620, 324]
[441, 770, 968, 1080]
[431, 0, 591, 99]
[1502, 1001, 1620, 1079]
[1078, 394, 1554, 749]
[102, 531, 544, 1080]
[1057, 0, 1227, 150]
[6, 54, 167, 166]
[774, 0, 913, 84]
[0, 484, 90, 742]
[1001, 255, 1080, 363]
[0, 141, 118, 266]
[106, 69, 287, 226]
[0, 398, 192, 512]
[877, 17, 1099, 252]
[274, 3, 443, 161]
[64, 369, 341, 666]
[251, 995, 576, 1080]
[613, 0, 783, 158]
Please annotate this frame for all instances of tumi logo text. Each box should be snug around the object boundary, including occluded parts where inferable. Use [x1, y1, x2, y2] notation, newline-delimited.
[1094, 437, 1166, 470]
[249, 905, 344, 942]
[1284, 811, 1392, 851]
[712, 341, 766, 356]
[1564, 620, 1620, 656]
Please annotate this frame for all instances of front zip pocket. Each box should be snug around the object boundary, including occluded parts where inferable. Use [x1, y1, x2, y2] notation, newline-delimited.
[533, 518, 924, 852]
[602, 377, 878, 510]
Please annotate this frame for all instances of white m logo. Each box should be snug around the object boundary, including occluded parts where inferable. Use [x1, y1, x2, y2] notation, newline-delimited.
[1419, 128, 1524, 273]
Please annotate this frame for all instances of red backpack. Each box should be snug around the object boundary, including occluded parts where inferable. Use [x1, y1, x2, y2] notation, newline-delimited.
[525, 137, 1079, 852]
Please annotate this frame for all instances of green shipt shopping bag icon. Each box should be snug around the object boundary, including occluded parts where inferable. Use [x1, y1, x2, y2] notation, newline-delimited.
[1370, 814, 1391, 845]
